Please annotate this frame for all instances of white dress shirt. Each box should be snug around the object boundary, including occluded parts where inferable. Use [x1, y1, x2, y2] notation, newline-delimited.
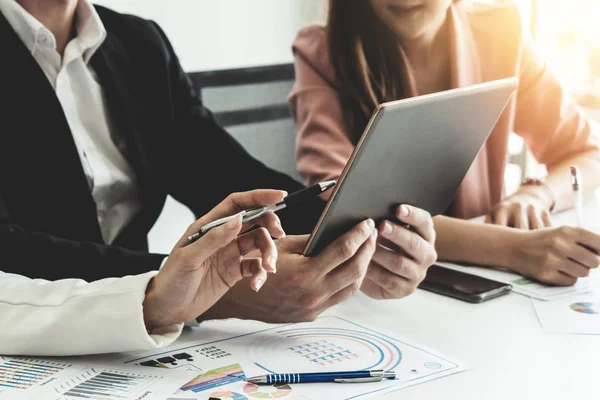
[0, 0, 182, 356]
[0, 0, 140, 244]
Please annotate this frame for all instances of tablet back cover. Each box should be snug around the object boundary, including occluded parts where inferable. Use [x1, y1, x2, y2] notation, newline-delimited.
[304, 78, 518, 256]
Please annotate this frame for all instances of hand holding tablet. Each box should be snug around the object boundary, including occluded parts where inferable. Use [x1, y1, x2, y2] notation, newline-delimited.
[303, 78, 519, 256]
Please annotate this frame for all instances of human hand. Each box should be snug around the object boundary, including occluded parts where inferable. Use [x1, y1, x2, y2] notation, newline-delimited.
[511, 226, 600, 285]
[361, 205, 437, 299]
[142, 190, 287, 329]
[201, 219, 378, 323]
[485, 186, 553, 230]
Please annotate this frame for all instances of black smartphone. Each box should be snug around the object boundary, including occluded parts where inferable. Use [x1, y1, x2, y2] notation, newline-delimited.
[419, 264, 512, 303]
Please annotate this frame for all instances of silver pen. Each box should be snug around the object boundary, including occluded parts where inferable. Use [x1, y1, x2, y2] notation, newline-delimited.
[187, 181, 336, 243]
[571, 165, 584, 227]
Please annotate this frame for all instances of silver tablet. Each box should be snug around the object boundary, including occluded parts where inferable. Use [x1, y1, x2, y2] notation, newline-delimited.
[303, 78, 519, 256]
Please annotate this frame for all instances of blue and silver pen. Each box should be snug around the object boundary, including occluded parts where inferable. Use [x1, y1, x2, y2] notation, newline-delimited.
[187, 181, 336, 243]
[246, 369, 396, 384]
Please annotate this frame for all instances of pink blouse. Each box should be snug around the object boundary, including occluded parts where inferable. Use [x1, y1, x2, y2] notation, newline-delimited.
[288, 2, 600, 219]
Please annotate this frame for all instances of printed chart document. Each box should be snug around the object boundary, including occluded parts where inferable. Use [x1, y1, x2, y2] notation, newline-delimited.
[533, 291, 600, 334]
[0, 357, 195, 400]
[122, 316, 469, 400]
[436, 261, 599, 301]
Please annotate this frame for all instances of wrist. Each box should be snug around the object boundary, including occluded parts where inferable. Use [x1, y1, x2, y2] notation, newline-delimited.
[143, 278, 168, 330]
[498, 229, 531, 274]
[519, 178, 555, 211]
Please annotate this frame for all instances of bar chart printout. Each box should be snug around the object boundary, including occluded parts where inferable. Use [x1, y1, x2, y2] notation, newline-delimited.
[0, 358, 70, 390]
[53, 368, 168, 399]
[0, 356, 197, 400]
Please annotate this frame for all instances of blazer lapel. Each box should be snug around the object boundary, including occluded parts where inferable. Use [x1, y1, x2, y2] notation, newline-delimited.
[90, 33, 160, 246]
[444, 5, 493, 217]
[90, 34, 155, 202]
[448, 5, 483, 89]
[0, 12, 103, 241]
[398, 47, 419, 97]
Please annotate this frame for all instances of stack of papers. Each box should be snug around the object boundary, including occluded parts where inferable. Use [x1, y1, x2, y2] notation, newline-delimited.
[0, 317, 469, 400]
[121, 316, 469, 400]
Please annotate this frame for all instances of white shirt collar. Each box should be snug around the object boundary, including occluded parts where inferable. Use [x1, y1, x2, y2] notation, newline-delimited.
[0, 0, 107, 64]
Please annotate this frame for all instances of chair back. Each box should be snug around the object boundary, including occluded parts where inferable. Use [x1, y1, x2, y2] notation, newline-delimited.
[188, 64, 301, 181]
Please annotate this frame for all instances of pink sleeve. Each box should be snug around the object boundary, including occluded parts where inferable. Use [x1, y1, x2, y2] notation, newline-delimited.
[514, 35, 600, 168]
[288, 27, 355, 199]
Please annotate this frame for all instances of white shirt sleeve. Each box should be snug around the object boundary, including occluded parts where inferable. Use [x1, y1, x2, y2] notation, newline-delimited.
[0, 271, 183, 356]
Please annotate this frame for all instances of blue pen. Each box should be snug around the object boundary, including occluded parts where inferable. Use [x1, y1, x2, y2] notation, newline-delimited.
[246, 369, 396, 384]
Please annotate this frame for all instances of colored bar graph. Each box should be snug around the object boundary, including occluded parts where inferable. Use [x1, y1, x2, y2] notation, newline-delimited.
[181, 364, 246, 393]
[0, 358, 69, 390]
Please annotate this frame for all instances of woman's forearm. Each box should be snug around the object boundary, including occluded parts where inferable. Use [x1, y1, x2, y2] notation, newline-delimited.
[433, 215, 525, 269]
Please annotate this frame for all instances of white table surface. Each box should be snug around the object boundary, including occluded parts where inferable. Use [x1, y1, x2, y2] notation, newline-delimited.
[130, 193, 600, 399]
[377, 193, 600, 399]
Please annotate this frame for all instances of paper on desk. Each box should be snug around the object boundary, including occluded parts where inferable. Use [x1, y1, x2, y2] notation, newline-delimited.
[436, 261, 600, 301]
[0, 356, 196, 400]
[532, 290, 600, 334]
[121, 316, 470, 400]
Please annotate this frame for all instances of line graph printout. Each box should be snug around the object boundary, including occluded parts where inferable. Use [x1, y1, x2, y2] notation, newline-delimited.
[0, 357, 195, 400]
[125, 316, 468, 400]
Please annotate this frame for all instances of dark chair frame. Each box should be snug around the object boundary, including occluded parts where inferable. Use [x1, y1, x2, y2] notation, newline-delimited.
[188, 63, 295, 128]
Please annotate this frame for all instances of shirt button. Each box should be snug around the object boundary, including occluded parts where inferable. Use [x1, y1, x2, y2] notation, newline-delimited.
[37, 34, 49, 45]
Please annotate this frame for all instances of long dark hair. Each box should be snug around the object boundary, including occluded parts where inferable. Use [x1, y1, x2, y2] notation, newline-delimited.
[327, 0, 408, 143]
[327, 0, 458, 143]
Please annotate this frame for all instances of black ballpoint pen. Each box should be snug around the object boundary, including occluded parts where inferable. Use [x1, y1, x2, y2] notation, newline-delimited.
[187, 180, 336, 243]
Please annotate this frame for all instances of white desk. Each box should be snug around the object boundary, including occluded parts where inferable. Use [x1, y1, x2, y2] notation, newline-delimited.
[336, 288, 600, 399]
[154, 195, 600, 400]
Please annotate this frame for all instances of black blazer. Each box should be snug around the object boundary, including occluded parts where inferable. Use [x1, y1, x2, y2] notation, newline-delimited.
[0, 6, 324, 282]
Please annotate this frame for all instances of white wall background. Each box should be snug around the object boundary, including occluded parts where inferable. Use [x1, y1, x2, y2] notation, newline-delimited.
[93, 0, 326, 253]
[94, 0, 326, 72]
